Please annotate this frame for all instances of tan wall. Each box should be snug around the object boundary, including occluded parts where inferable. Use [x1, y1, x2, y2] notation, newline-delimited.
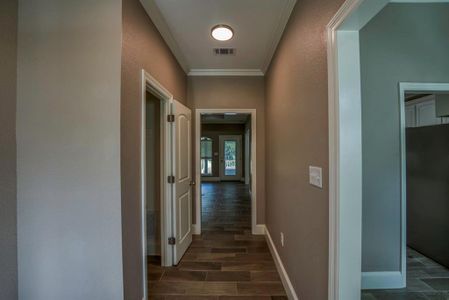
[121, 0, 187, 298]
[188, 76, 265, 223]
[0, 0, 18, 298]
[265, 0, 345, 299]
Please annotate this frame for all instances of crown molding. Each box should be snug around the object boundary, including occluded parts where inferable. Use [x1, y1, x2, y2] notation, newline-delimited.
[188, 69, 265, 77]
[140, 0, 296, 75]
[140, 0, 189, 73]
[261, 0, 297, 73]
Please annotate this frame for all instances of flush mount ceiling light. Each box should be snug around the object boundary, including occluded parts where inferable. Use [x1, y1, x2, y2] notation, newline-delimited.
[211, 24, 234, 41]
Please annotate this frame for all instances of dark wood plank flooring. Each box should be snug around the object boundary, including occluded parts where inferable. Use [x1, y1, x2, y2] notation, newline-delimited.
[148, 182, 287, 299]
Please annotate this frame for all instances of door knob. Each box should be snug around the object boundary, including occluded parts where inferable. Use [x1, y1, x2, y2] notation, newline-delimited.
[190, 181, 196, 186]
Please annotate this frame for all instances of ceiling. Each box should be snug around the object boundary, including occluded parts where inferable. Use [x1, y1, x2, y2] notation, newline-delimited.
[140, 0, 296, 76]
[201, 113, 250, 124]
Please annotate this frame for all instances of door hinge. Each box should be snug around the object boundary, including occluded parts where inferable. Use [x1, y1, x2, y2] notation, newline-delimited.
[168, 237, 176, 245]
[167, 114, 175, 122]
[167, 175, 175, 184]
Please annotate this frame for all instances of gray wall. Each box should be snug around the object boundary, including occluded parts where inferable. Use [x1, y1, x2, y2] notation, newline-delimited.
[407, 124, 449, 268]
[0, 0, 18, 299]
[360, 3, 449, 272]
[16, 0, 123, 299]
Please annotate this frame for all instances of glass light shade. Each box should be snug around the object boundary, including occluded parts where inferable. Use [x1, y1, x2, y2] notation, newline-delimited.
[211, 25, 234, 41]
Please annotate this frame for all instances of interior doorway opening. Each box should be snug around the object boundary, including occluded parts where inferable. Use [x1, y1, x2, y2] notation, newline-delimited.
[195, 109, 259, 235]
[141, 71, 194, 298]
[144, 92, 163, 265]
[199, 113, 252, 234]
[327, 1, 449, 299]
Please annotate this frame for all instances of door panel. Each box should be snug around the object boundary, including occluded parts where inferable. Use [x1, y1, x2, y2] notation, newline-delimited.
[219, 135, 242, 181]
[172, 100, 192, 264]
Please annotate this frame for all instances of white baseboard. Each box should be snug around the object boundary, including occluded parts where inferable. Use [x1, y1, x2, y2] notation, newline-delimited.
[361, 271, 405, 290]
[265, 227, 299, 300]
[252, 224, 266, 235]
[201, 177, 220, 182]
[192, 224, 201, 235]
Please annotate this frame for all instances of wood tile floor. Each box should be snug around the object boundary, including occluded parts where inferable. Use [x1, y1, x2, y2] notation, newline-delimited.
[362, 248, 449, 300]
[148, 182, 287, 300]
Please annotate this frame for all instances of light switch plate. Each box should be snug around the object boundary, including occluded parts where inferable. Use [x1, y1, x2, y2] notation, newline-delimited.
[309, 166, 323, 188]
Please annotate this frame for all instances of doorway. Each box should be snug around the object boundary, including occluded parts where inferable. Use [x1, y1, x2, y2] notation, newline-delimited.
[327, 1, 449, 299]
[141, 70, 193, 299]
[194, 109, 259, 235]
[144, 91, 162, 266]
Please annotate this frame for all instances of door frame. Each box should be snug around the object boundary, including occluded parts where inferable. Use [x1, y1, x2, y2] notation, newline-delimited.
[141, 70, 175, 299]
[244, 127, 251, 185]
[327, 1, 449, 299]
[194, 109, 260, 235]
[219, 135, 243, 181]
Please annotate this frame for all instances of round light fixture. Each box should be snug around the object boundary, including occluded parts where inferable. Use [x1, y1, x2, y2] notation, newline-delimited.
[211, 24, 234, 41]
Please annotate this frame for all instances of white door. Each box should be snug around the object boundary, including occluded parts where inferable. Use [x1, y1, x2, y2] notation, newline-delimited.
[171, 99, 192, 264]
[219, 135, 242, 181]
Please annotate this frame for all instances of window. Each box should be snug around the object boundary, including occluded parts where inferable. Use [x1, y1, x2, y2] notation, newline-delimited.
[201, 137, 213, 176]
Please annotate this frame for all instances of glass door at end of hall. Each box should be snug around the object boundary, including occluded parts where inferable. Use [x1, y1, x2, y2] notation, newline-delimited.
[219, 135, 242, 181]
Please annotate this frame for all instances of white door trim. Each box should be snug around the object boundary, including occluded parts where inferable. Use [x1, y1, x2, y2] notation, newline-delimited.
[219, 135, 243, 181]
[141, 70, 174, 299]
[194, 109, 259, 235]
[327, 1, 449, 299]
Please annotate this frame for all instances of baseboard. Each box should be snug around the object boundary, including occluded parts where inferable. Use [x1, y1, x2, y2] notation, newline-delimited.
[265, 227, 299, 300]
[252, 224, 266, 235]
[201, 177, 220, 182]
[361, 271, 405, 290]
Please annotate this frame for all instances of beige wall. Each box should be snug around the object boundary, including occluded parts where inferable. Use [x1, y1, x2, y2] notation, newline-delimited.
[265, 0, 345, 299]
[121, 0, 187, 298]
[188, 76, 265, 223]
[16, 0, 123, 298]
[0, 0, 18, 298]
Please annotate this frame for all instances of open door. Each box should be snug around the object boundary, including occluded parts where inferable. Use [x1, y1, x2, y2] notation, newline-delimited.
[171, 99, 193, 264]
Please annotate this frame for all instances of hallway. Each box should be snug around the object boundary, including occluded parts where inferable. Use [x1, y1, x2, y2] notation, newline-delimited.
[148, 182, 287, 299]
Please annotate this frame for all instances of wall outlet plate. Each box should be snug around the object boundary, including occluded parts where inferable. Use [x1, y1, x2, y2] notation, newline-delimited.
[309, 166, 323, 188]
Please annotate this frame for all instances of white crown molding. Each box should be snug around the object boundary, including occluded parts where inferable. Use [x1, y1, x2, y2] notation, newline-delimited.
[188, 69, 264, 77]
[261, 0, 297, 73]
[141, 0, 296, 75]
[140, 0, 189, 73]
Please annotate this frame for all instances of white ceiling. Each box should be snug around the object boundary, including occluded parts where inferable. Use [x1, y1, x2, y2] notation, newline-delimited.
[140, 0, 296, 76]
